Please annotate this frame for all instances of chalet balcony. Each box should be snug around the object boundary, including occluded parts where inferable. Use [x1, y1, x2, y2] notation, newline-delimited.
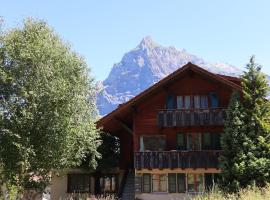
[157, 108, 227, 127]
[134, 151, 222, 170]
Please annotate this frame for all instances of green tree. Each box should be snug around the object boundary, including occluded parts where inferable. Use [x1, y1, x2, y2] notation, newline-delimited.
[240, 56, 270, 187]
[220, 91, 246, 192]
[0, 18, 100, 197]
[220, 56, 270, 192]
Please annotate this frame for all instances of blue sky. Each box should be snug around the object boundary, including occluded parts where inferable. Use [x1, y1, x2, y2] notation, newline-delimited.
[1, 0, 270, 80]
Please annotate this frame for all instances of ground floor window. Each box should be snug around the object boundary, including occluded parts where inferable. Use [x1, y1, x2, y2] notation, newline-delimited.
[187, 174, 204, 193]
[67, 174, 91, 193]
[152, 174, 167, 192]
[99, 175, 117, 193]
[136, 173, 220, 194]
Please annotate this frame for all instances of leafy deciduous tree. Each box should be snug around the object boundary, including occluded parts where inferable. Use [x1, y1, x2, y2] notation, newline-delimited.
[0, 18, 100, 196]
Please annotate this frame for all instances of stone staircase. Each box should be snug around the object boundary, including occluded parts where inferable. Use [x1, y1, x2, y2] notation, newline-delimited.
[121, 171, 135, 200]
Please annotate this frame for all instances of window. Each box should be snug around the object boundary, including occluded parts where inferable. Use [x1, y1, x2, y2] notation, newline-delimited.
[143, 174, 151, 193]
[100, 175, 117, 193]
[194, 95, 200, 109]
[205, 173, 220, 191]
[211, 133, 221, 150]
[209, 92, 219, 108]
[152, 174, 167, 192]
[176, 133, 186, 150]
[140, 136, 166, 151]
[177, 173, 186, 193]
[202, 133, 211, 150]
[168, 174, 176, 193]
[197, 174, 204, 193]
[187, 133, 201, 150]
[187, 174, 204, 193]
[67, 174, 91, 193]
[135, 174, 142, 193]
[200, 95, 209, 108]
[187, 174, 195, 192]
[177, 96, 184, 109]
[202, 133, 221, 150]
[166, 94, 175, 109]
[184, 96, 191, 109]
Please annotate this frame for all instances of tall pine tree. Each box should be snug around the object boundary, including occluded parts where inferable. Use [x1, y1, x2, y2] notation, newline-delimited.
[220, 56, 270, 192]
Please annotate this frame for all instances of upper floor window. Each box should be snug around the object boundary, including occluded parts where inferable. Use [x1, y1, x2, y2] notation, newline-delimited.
[209, 92, 219, 108]
[168, 93, 218, 109]
[140, 135, 166, 151]
[176, 133, 221, 151]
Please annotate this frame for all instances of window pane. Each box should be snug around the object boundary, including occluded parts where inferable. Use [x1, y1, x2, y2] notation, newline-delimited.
[143, 174, 151, 193]
[211, 133, 221, 150]
[187, 174, 195, 192]
[152, 174, 159, 192]
[197, 174, 204, 192]
[167, 95, 175, 109]
[68, 174, 90, 193]
[201, 95, 209, 108]
[177, 96, 183, 109]
[202, 133, 211, 150]
[135, 174, 142, 193]
[168, 174, 176, 193]
[177, 174, 186, 193]
[187, 133, 193, 150]
[160, 174, 167, 192]
[205, 173, 213, 191]
[143, 136, 166, 151]
[194, 133, 201, 150]
[177, 133, 186, 150]
[184, 96, 191, 109]
[194, 95, 200, 109]
[209, 92, 219, 108]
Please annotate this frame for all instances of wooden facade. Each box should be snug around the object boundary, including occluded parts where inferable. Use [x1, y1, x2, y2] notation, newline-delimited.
[97, 62, 241, 197]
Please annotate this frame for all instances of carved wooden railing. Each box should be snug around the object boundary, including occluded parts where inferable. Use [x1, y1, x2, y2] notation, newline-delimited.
[134, 151, 222, 170]
[157, 108, 227, 127]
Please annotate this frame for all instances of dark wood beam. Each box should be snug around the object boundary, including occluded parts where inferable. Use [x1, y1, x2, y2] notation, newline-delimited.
[114, 117, 133, 135]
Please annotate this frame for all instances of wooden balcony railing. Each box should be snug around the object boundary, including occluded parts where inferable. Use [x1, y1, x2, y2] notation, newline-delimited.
[134, 151, 222, 170]
[157, 108, 227, 127]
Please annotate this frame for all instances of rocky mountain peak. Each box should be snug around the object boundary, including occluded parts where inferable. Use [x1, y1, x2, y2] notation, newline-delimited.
[137, 36, 159, 50]
[97, 37, 243, 115]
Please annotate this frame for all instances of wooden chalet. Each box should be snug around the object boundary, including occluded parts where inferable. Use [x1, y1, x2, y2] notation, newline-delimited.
[51, 62, 241, 200]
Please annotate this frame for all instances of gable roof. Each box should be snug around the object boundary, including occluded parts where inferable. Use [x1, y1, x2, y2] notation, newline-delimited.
[97, 62, 241, 129]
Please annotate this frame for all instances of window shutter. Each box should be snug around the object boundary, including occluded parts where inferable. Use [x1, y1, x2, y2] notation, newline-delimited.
[168, 174, 176, 193]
